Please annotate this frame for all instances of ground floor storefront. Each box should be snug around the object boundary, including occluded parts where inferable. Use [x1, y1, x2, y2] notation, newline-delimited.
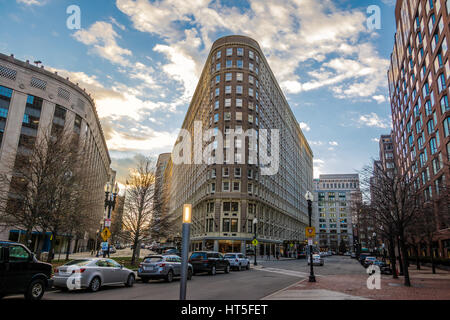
[190, 237, 304, 257]
[1, 227, 95, 257]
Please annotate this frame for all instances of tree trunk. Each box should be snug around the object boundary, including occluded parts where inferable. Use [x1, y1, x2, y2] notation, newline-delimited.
[397, 237, 404, 276]
[35, 232, 46, 260]
[131, 232, 139, 266]
[399, 233, 411, 287]
[65, 236, 72, 261]
[388, 237, 398, 279]
[430, 242, 436, 274]
[415, 244, 420, 270]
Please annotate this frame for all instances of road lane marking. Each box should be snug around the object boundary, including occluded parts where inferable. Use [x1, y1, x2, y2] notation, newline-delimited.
[255, 267, 310, 278]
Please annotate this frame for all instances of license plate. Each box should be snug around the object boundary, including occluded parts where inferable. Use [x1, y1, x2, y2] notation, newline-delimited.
[144, 266, 154, 271]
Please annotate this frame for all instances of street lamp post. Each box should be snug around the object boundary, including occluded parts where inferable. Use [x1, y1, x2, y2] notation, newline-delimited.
[180, 204, 192, 300]
[253, 218, 258, 266]
[305, 191, 316, 283]
[104, 182, 119, 221]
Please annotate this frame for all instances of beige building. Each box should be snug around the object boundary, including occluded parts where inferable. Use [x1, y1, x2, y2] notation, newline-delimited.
[165, 35, 314, 256]
[0, 53, 111, 253]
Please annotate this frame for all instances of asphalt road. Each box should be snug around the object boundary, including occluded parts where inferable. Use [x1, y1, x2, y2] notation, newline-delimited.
[3, 255, 365, 300]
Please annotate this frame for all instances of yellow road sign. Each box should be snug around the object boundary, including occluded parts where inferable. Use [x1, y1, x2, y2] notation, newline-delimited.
[305, 227, 316, 237]
[252, 239, 258, 246]
[101, 227, 111, 241]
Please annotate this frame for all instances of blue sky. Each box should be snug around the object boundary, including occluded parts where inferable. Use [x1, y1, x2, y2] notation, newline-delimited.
[0, 0, 398, 181]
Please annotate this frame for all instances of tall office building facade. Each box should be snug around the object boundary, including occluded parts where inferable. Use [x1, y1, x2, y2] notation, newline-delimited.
[166, 35, 314, 255]
[313, 174, 360, 252]
[0, 53, 111, 253]
[388, 0, 450, 256]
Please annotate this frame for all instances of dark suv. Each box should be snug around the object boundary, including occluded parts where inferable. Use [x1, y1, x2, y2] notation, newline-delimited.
[0, 240, 53, 300]
[188, 251, 230, 275]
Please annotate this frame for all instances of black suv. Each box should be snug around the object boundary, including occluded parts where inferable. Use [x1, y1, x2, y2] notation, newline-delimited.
[188, 251, 230, 275]
[0, 240, 53, 300]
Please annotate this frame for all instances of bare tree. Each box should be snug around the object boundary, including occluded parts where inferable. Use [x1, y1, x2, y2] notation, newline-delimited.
[150, 180, 176, 243]
[122, 158, 155, 265]
[0, 125, 95, 262]
[360, 161, 421, 286]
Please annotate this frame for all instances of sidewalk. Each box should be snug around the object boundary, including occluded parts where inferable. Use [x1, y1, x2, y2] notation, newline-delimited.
[263, 265, 450, 300]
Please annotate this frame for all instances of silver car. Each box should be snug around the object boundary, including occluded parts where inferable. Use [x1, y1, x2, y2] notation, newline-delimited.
[308, 254, 324, 266]
[138, 255, 193, 283]
[53, 258, 135, 292]
[224, 253, 250, 271]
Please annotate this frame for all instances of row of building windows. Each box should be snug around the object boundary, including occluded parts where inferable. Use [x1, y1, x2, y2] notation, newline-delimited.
[213, 47, 260, 62]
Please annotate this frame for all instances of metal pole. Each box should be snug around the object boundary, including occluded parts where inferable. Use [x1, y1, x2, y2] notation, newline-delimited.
[308, 199, 316, 282]
[254, 225, 257, 266]
[180, 222, 191, 300]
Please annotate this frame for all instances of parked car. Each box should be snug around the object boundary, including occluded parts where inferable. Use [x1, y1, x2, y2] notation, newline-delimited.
[308, 254, 324, 266]
[372, 260, 393, 274]
[53, 258, 135, 292]
[0, 240, 53, 300]
[351, 252, 357, 259]
[109, 245, 116, 254]
[358, 253, 371, 265]
[224, 253, 250, 271]
[163, 248, 181, 256]
[343, 251, 351, 256]
[363, 256, 377, 268]
[319, 252, 327, 257]
[297, 251, 306, 259]
[138, 255, 192, 283]
[188, 251, 230, 275]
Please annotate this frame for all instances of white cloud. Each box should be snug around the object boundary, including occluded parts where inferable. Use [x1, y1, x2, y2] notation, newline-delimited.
[313, 159, 325, 179]
[329, 141, 339, 146]
[299, 122, 311, 132]
[73, 22, 132, 66]
[372, 138, 380, 142]
[357, 113, 390, 129]
[116, 0, 390, 103]
[373, 95, 387, 104]
[16, 0, 46, 5]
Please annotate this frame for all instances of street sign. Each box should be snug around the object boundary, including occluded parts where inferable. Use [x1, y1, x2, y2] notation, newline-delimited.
[101, 227, 111, 241]
[104, 219, 111, 228]
[101, 242, 109, 251]
[252, 239, 259, 246]
[290, 243, 294, 248]
[308, 238, 313, 246]
[305, 227, 316, 237]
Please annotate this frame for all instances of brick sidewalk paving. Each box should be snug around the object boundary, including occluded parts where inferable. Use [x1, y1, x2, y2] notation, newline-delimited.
[264, 265, 450, 300]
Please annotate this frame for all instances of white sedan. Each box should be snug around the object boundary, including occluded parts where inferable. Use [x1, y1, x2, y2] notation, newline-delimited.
[224, 253, 250, 271]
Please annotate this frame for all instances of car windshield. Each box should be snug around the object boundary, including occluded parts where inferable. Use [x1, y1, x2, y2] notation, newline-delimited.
[64, 259, 92, 266]
[144, 256, 163, 263]
[224, 254, 235, 258]
[190, 252, 207, 260]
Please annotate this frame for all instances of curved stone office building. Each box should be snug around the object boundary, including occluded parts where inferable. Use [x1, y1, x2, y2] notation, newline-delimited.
[0, 53, 111, 253]
[166, 36, 314, 256]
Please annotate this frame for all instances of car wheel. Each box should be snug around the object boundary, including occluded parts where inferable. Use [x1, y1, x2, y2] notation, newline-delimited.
[141, 277, 149, 283]
[225, 264, 230, 274]
[187, 268, 193, 280]
[125, 274, 135, 287]
[25, 279, 45, 301]
[166, 270, 174, 282]
[88, 277, 101, 292]
[209, 265, 217, 275]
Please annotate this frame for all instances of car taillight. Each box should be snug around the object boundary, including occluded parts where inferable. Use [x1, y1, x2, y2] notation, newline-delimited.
[201, 260, 209, 263]
[72, 268, 86, 274]
[54, 268, 59, 274]
[159, 263, 166, 267]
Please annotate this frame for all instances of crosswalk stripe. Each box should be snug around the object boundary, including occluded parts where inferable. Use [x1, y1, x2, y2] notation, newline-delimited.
[255, 267, 309, 278]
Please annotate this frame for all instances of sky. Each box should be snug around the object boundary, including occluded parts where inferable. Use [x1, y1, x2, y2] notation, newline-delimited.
[0, 0, 398, 182]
